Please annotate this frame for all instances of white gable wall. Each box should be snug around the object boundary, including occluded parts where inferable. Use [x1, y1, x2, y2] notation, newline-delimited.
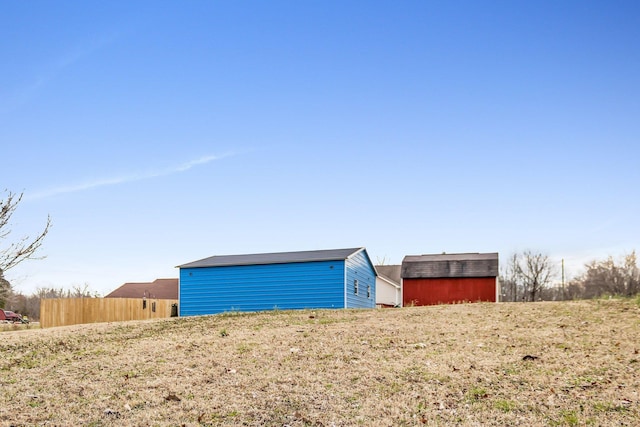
[375, 276, 401, 307]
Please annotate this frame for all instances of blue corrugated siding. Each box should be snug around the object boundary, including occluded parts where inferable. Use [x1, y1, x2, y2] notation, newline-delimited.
[345, 249, 376, 308]
[180, 260, 345, 316]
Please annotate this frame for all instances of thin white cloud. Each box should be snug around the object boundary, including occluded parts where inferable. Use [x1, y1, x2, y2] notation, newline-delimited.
[1, 32, 120, 114]
[173, 155, 221, 172]
[27, 153, 230, 200]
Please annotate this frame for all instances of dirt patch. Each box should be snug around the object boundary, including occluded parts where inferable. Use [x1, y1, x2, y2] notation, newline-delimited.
[1, 300, 639, 426]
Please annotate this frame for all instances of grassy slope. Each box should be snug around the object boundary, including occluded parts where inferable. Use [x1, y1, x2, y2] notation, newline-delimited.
[0, 300, 639, 426]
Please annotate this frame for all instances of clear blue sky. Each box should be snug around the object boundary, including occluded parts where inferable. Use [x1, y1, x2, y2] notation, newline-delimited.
[2, 1, 639, 295]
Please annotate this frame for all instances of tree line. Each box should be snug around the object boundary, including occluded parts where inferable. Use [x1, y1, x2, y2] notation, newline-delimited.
[500, 250, 639, 302]
[1, 189, 639, 321]
[5, 285, 99, 321]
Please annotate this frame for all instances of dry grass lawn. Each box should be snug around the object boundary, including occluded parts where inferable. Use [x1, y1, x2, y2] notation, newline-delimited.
[1, 299, 639, 426]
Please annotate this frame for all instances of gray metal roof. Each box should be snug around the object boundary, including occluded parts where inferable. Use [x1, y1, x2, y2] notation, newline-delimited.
[375, 265, 401, 284]
[178, 247, 366, 269]
[402, 252, 499, 279]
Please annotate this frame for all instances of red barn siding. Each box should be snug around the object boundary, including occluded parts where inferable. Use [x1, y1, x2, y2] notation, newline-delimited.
[403, 277, 496, 306]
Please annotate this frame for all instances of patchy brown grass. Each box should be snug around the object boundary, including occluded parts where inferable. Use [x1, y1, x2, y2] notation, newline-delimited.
[0, 323, 39, 333]
[1, 299, 639, 426]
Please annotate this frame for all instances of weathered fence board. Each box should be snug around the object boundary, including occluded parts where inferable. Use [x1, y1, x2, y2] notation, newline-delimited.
[40, 298, 178, 328]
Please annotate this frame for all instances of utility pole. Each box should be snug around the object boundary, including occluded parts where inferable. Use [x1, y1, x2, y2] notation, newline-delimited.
[561, 258, 565, 300]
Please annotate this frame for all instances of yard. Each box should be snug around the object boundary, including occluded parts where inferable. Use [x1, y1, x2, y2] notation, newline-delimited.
[1, 299, 638, 426]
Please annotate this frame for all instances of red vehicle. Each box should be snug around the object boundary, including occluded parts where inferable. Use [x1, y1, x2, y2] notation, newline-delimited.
[1, 310, 26, 323]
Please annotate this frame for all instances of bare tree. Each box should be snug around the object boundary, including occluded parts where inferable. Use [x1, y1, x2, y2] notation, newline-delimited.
[36, 284, 98, 299]
[519, 250, 555, 301]
[573, 251, 639, 298]
[1, 190, 51, 271]
[70, 283, 100, 298]
[376, 255, 389, 266]
[500, 252, 521, 302]
[500, 250, 556, 302]
[0, 190, 51, 307]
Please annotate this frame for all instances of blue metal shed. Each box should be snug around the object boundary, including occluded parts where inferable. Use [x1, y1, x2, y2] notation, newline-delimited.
[178, 247, 377, 316]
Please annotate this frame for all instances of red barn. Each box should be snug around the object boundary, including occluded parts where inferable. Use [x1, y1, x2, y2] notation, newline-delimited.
[402, 253, 499, 306]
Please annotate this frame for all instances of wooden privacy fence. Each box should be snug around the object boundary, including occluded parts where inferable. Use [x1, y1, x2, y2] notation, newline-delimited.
[40, 298, 179, 328]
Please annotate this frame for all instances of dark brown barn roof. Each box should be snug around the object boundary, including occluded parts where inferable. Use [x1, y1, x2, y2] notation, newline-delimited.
[402, 253, 498, 279]
[105, 278, 178, 300]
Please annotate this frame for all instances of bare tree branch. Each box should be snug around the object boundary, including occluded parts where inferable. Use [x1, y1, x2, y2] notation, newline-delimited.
[500, 250, 556, 302]
[518, 250, 555, 301]
[0, 190, 52, 272]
